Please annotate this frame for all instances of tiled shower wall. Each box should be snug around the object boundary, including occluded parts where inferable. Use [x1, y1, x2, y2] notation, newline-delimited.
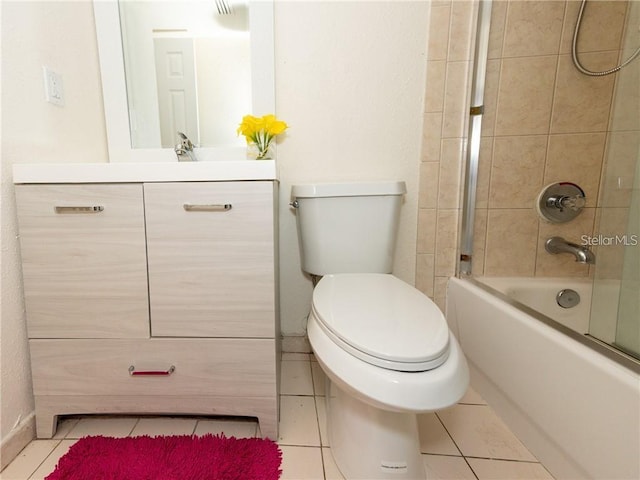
[417, 1, 632, 300]
[416, 0, 475, 310]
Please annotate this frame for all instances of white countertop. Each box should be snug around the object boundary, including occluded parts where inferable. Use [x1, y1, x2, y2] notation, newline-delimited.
[13, 160, 277, 184]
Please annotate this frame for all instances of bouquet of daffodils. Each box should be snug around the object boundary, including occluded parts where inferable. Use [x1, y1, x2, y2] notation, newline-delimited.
[237, 114, 288, 160]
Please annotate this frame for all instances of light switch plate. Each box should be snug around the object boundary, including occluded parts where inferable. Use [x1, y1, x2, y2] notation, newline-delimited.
[43, 66, 65, 106]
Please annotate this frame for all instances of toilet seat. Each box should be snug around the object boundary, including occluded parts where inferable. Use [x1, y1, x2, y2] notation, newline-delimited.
[311, 274, 450, 372]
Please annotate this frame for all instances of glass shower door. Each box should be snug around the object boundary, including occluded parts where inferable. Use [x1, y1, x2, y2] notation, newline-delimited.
[588, 0, 640, 360]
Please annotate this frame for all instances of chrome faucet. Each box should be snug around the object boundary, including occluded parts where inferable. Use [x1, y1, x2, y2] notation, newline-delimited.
[545, 236, 595, 264]
[175, 132, 198, 162]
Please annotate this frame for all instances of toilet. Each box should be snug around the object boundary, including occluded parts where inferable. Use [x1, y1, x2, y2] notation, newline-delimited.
[291, 181, 469, 480]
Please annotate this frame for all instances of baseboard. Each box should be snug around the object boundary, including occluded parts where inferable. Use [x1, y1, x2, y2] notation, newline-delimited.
[281, 335, 311, 353]
[1, 412, 36, 471]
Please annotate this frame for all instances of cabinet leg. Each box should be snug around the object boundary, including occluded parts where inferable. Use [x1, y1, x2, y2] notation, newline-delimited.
[35, 412, 58, 439]
[257, 413, 278, 440]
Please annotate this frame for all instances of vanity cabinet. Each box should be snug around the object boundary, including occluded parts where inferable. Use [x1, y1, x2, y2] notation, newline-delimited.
[15, 180, 279, 440]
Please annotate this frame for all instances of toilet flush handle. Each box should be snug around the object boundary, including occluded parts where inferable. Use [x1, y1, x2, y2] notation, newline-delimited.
[290, 201, 299, 208]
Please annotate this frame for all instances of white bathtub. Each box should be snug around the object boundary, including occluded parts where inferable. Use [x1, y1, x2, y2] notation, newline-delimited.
[447, 277, 640, 480]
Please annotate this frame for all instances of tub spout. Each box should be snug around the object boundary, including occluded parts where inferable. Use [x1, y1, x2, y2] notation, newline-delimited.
[545, 236, 595, 264]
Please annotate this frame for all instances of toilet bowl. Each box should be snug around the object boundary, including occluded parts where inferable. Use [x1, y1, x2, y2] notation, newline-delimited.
[308, 273, 469, 479]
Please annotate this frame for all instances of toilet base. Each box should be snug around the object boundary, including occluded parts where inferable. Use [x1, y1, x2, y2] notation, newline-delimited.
[327, 381, 426, 480]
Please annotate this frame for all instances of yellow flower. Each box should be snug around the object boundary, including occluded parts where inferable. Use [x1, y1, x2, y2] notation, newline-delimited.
[237, 114, 288, 159]
[263, 114, 288, 135]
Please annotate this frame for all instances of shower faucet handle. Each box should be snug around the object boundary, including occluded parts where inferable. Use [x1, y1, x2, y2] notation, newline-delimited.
[537, 182, 586, 223]
[546, 193, 586, 212]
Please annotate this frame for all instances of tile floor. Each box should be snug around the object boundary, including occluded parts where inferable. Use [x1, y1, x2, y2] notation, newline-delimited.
[2, 353, 554, 480]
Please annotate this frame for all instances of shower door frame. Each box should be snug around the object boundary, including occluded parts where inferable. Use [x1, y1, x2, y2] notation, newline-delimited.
[457, 0, 640, 373]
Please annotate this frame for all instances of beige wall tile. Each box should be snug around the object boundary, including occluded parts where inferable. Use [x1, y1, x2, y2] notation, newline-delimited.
[551, 53, 617, 134]
[503, 1, 565, 58]
[495, 55, 557, 136]
[535, 208, 596, 277]
[472, 208, 488, 276]
[484, 208, 539, 276]
[435, 209, 460, 276]
[609, 57, 640, 132]
[439, 138, 464, 209]
[443, 61, 470, 138]
[428, 5, 451, 61]
[593, 207, 631, 280]
[480, 59, 500, 138]
[487, 0, 507, 60]
[425, 61, 446, 113]
[475, 138, 493, 210]
[599, 131, 640, 208]
[419, 161, 441, 209]
[417, 208, 437, 254]
[559, 0, 628, 54]
[448, 1, 475, 62]
[422, 112, 443, 162]
[416, 253, 436, 297]
[544, 133, 606, 207]
[489, 135, 547, 209]
[434, 276, 449, 312]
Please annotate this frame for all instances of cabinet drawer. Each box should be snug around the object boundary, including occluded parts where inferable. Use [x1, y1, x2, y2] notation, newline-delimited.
[144, 182, 275, 337]
[15, 184, 150, 338]
[30, 338, 276, 397]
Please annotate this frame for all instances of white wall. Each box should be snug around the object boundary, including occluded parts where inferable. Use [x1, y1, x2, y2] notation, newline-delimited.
[274, 1, 429, 337]
[0, 0, 429, 454]
[1, 0, 107, 452]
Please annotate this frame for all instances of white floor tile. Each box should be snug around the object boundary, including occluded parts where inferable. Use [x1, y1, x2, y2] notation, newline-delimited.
[194, 418, 258, 438]
[459, 385, 487, 405]
[278, 396, 321, 446]
[280, 361, 314, 395]
[28, 440, 77, 480]
[315, 396, 329, 447]
[422, 454, 477, 480]
[437, 405, 537, 462]
[279, 446, 324, 480]
[467, 458, 555, 480]
[311, 361, 327, 396]
[52, 418, 79, 439]
[0, 440, 59, 480]
[417, 412, 460, 455]
[65, 416, 138, 439]
[129, 417, 197, 437]
[322, 448, 346, 480]
[282, 353, 311, 361]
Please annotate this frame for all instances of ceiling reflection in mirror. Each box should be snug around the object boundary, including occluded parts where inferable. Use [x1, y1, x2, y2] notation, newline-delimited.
[118, 1, 251, 149]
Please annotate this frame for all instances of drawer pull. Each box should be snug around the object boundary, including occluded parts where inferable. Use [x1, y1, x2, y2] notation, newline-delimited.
[54, 206, 104, 214]
[128, 365, 175, 376]
[183, 203, 232, 212]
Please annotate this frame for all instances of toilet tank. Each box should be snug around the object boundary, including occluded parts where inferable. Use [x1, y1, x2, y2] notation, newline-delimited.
[292, 181, 407, 275]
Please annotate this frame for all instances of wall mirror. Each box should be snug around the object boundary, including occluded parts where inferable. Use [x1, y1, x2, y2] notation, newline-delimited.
[93, 0, 274, 162]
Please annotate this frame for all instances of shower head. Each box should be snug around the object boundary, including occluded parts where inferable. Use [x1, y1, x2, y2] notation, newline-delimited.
[215, 0, 233, 15]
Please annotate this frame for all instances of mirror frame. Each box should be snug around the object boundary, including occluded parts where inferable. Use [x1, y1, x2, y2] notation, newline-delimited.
[93, 0, 275, 162]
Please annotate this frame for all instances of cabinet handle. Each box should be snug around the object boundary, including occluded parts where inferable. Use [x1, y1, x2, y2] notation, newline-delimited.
[54, 206, 104, 214]
[128, 365, 175, 376]
[183, 203, 232, 212]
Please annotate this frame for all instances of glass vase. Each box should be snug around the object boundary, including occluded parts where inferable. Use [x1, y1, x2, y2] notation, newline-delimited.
[246, 142, 274, 160]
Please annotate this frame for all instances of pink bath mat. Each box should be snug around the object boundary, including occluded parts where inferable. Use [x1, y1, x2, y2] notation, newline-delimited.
[45, 434, 282, 480]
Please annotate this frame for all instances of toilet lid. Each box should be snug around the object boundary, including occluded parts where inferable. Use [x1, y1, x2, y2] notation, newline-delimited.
[311, 274, 450, 372]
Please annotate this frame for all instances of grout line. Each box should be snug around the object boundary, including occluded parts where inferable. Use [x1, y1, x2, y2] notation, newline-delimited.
[463, 455, 544, 464]
[26, 439, 64, 480]
[434, 411, 465, 457]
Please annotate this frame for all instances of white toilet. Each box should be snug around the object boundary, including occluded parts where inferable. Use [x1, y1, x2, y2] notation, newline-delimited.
[291, 181, 469, 480]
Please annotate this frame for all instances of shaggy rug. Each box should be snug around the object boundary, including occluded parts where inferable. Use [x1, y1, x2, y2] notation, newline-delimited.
[45, 434, 282, 480]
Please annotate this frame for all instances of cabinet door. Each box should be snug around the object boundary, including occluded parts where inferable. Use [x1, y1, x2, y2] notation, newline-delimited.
[144, 181, 275, 337]
[15, 184, 150, 338]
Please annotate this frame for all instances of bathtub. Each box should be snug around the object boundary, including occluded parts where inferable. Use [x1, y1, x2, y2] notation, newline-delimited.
[447, 276, 640, 480]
